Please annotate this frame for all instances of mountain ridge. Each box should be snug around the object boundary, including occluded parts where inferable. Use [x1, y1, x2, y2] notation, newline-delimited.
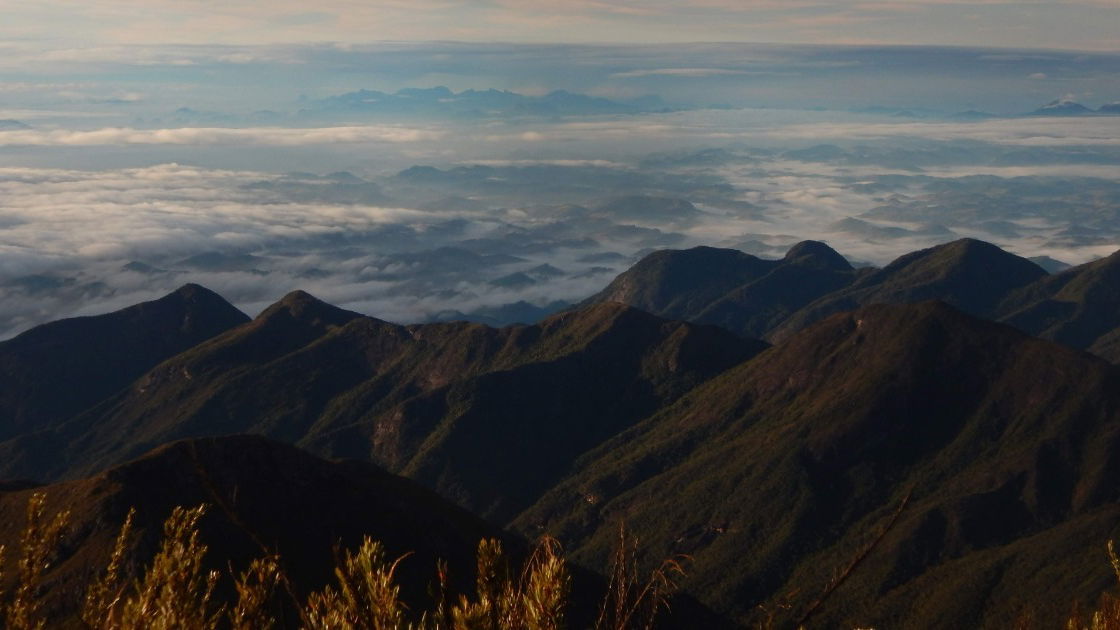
[0, 284, 249, 440]
[514, 300, 1120, 628]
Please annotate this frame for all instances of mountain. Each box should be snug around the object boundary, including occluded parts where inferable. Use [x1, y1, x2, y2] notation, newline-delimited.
[1030, 99, 1095, 117]
[950, 110, 998, 120]
[0, 119, 30, 130]
[0, 435, 727, 628]
[582, 241, 859, 339]
[1028, 255, 1072, 274]
[585, 237, 1120, 361]
[430, 299, 571, 327]
[308, 86, 660, 120]
[770, 238, 1047, 340]
[1099, 102, 1120, 114]
[0, 284, 249, 441]
[0, 294, 764, 523]
[513, 301, 1120, 628]
[998, 249, 1120, 352]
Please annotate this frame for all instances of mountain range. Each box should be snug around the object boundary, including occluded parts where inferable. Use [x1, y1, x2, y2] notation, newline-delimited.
[587, 238, 1120, 362]
[2, 236, 1120, 628]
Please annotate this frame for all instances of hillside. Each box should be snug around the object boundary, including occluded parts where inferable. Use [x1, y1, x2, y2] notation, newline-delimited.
[0, 435, 505, 626]
[514, 301, 1120, 628]
[0, 435, 725, 628]
[0, 284, 249, 440]
[0, 292, 764, 522]
[998, 249, 1120, 353]
[767, 238, 1047, 340]
[585, 238, 1120, 361]
[583, 241, 859, 338]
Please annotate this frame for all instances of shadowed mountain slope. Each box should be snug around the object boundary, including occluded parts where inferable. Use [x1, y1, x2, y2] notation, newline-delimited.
[998, 249, 1120, 355]
[0, 435, 727, 629]
[586, 238, 1120, 362]
[583, 241, 859, 339]
[513, 301, 1120, 628]
[768, 238, 1048, 340]
[0, 293, 764, 523]
[0, 284, 249, 440]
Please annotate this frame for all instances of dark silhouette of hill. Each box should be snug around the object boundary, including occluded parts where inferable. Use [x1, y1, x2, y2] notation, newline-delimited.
[998, 250, 1120, 356]
[585, 238, 1120, 362]
[770, 238, 1047, 340]
[0, 284, 249, 441]
[583, 241, 859, 338]
[514, 301, 1120, 628]
[0, 435, 726, 628]
[0, 293, 764, 523]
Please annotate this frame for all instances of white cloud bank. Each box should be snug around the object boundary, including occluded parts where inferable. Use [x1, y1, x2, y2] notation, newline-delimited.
[0, 125, 445, 147]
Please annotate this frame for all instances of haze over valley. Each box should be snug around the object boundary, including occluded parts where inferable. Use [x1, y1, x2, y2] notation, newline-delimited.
[2, 42, 1119, 338]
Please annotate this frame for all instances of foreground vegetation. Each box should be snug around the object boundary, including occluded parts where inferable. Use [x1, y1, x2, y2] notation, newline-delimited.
[2, 492, 1120, 629]
[0, 493, 680, 630]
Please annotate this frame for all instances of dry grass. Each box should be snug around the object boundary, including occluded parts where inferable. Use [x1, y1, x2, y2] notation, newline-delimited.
[228, 555, 283, 630]
[15, 490, 1120, 629]
[1, 494, 683, 630]
[3, 492, 69, 630]
[1065, 541, 1120, 630]
[114, 504, 223, 630]
[595, 524, 684, 630]
[81, 507, 135, 627]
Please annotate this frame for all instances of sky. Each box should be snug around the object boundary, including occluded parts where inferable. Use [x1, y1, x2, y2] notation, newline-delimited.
[4, 1, 1118, 50]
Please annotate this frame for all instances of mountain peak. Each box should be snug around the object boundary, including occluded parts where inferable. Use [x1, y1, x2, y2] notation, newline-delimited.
[168, 282, 232, 305]
[0, 285, 249, 438]
[1032, 98, 1093, 116]
[257, 290, 364, 329]
[783, 240, 852, 271]
[899, 238, 1040, 273]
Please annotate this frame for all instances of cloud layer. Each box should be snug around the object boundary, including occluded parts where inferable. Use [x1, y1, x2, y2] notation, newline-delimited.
[4, 1, 1118, 49]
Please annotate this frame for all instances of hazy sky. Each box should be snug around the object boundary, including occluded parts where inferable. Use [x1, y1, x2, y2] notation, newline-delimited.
[5, 1, 1118, 51]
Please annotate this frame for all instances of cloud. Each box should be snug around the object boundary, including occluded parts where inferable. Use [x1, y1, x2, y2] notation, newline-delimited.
[0, 163, 639, 338]
[1, 102, 1118, 340]
[757, 117, 1120, 147]
[610, 68, 796, 79]
[0, 125, 445, 147]
[2, 0, 1119, 50]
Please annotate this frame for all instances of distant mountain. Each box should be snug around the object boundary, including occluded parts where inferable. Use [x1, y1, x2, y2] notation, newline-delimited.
[0, 284, 248, 440]
[1028, 255, 1072, 274]
[307, 86, 666, 120]
[489, 271, 537, 288]
[0, 295, 764, 523]
[514, 301, 1120, 628]
[949, 110, 998, 120]
[0, 119, 30, 130]
[1100, 102, 1120, 114]
[430, 299, 572, 327]
[1030, 98, 1095, 116]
